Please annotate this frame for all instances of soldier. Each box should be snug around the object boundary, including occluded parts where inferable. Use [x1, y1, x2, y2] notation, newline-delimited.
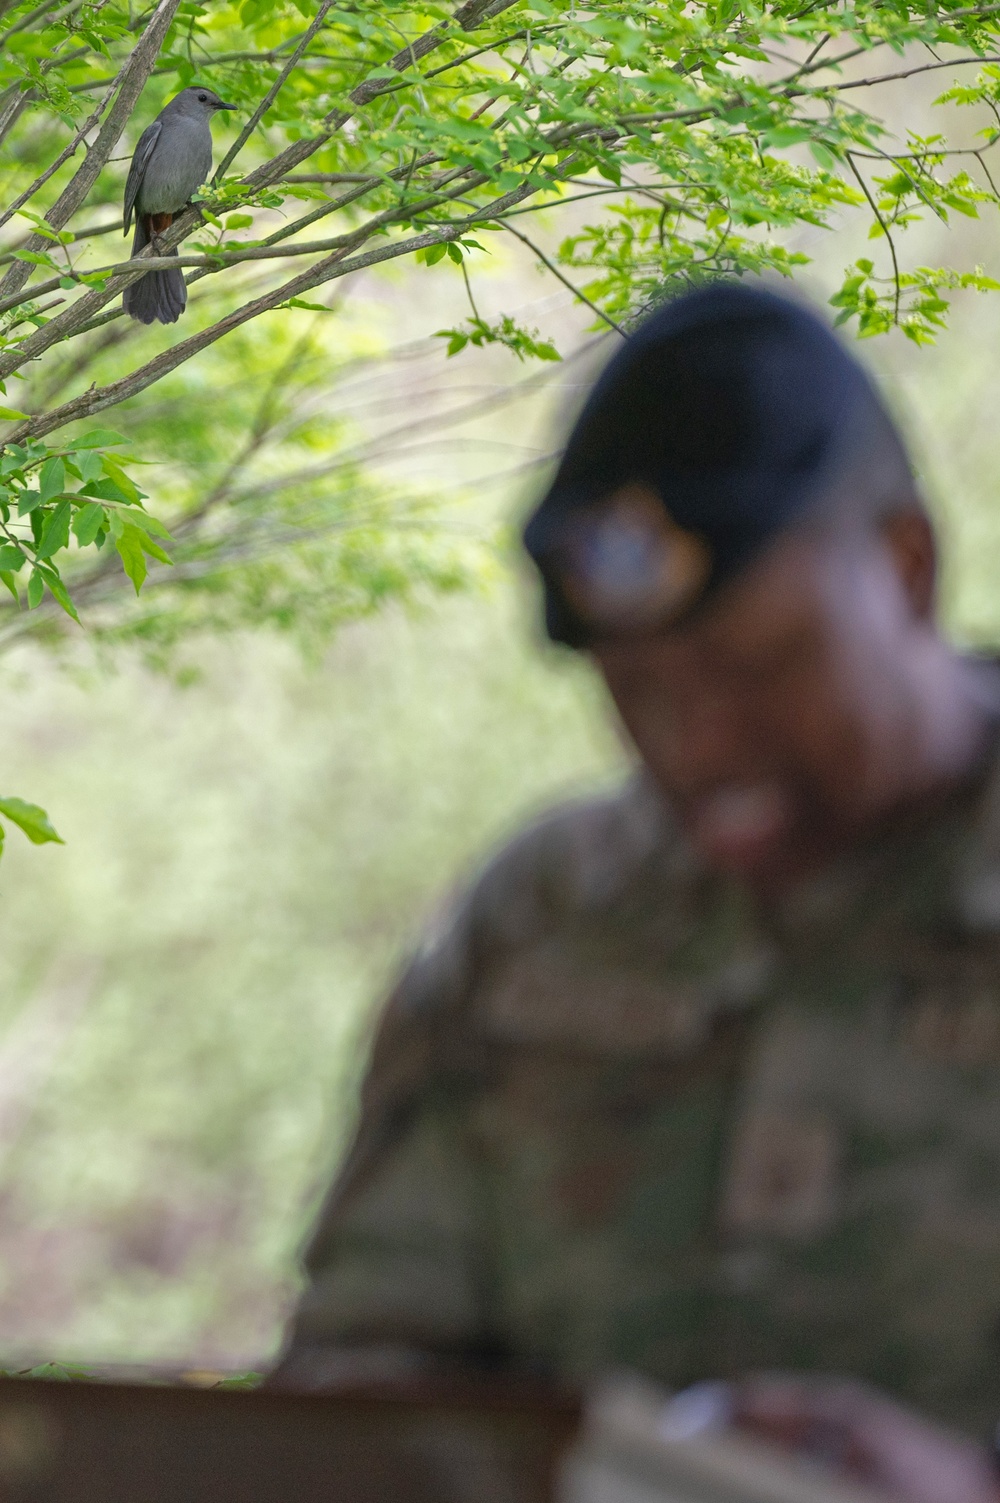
[273, 283, 1000, 1501]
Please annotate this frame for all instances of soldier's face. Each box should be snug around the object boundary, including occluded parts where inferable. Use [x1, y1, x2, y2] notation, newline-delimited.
[592, 509, 974, 888]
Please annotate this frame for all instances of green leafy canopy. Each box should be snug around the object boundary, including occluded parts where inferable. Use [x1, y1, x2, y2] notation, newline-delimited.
[3, 0, 1000, 850]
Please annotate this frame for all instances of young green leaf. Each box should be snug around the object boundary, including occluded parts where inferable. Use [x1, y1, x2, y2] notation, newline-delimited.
[72, 451, 103, 485]
[100, 457, 141, 505]
[0, 796, 64, 845]
[36, 499, 71, 558]
[71, 430, 129, 450]
[72, 502, 105, 547]
[114, 524, 147, 593]
[38, 457, 65, 505]
[35, 564, 80, 624]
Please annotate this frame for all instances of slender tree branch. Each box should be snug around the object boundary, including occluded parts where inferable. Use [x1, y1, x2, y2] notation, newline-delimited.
[829, 51, 1000, 93]
[846, 151, 901, 323]
[500, 221, 628, 337]
[0, 156, 497, 367]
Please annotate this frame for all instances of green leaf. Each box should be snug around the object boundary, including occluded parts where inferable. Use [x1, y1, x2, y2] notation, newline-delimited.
[225, 213, 254, 230]
[71, 429, 129, 449]
[17, 489, 43, 516]
[26, 569, 43, 608]
[446, 242, 464, 264]
[0, 406, 30, 421]
[115, 524, 147, 593]
[72, 451, 103, 485]
[81, 478, 134, 505]
[763, 125, 815, 149]
[36, 498, 71, 558]
[0, 796, 63, 845]
[35, 564, 80, 624]
[72, 502, 105, 546]
[0, 545, 24, 571]
[121, 509, 173, 544]
[0, 571, 18, 603]
[100, 456, 140, 504]
[38, 456, 64, 504]
[139, 534, 172, 565]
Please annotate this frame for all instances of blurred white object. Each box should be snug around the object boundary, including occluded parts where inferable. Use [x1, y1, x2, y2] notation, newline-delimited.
[559, 1375, 887, 1503]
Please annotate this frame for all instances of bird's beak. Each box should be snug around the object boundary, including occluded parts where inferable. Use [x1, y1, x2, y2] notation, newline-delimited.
[216, 101, 238, 111]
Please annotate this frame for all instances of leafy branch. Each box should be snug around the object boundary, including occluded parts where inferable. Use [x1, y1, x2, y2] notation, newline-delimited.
[1, 0, 1000, 846]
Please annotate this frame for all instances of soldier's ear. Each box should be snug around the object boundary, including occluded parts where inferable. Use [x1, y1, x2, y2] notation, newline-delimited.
[879, 504, 936, 621]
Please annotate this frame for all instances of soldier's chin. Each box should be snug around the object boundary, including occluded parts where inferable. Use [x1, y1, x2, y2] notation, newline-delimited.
[686, 784, 794, 878]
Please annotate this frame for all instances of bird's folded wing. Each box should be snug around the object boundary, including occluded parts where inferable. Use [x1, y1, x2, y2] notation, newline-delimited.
[123, 119, 162, 235]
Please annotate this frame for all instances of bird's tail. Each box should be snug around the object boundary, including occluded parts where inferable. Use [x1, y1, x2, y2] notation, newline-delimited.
[122, 216, 186, 326]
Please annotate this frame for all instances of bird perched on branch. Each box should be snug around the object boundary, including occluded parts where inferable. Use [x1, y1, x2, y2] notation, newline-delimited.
[123, 86, 236, 326]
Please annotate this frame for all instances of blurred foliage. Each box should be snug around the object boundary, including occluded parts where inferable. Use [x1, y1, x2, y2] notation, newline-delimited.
[0, 591, 625, 1368]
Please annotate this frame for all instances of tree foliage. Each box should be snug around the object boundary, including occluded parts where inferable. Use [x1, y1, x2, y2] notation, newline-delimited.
[2, 0, 1000, 847]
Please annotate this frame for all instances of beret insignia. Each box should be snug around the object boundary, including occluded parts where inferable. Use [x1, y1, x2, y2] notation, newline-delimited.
[556, 483, 711, 634]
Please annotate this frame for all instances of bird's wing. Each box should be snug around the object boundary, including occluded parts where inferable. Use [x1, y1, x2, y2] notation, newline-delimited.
[123, 119, 162, 235]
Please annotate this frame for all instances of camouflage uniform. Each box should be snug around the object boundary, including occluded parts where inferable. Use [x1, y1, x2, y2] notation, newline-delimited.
[280, 753, 1000, 1439]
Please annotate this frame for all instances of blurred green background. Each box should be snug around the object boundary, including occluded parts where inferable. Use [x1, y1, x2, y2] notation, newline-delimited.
[4, 96, 1000, 1371]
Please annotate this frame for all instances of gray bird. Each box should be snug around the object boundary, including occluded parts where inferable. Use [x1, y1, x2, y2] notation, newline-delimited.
[123, 86, 236, 326]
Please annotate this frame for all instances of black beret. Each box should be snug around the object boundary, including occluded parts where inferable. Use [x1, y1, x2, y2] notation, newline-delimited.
[523, 281, 908, 646]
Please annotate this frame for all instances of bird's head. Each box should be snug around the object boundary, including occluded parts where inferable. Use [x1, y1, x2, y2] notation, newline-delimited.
[167, 87, 238, 119]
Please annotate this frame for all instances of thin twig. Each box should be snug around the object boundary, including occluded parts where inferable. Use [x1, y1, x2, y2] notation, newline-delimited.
[500, 220, 627, 337]
[846, 152, 901, 324]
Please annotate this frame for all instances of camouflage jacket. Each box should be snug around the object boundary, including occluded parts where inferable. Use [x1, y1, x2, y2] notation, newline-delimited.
[279, 755, 1000, 1438]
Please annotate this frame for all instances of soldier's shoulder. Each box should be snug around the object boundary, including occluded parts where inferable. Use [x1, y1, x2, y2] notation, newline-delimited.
[470, 771, 682, 938]
[389, 775, 691, 1028]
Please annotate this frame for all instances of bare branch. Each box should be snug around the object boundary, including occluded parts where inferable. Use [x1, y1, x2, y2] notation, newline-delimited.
[280, 173, 380, 184]
[0, 155, 487, 372]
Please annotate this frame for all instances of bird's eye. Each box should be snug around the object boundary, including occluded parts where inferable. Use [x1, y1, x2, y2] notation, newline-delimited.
[198, 93, 208, 102]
